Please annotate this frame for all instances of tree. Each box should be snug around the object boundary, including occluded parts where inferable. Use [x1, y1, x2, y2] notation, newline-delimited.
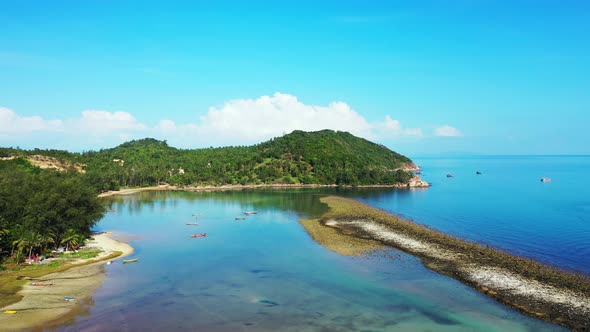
[61, 229, 84, 252]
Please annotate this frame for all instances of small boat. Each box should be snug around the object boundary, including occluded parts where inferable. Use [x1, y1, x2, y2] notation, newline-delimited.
[244, 211, 258, 215]
[185, 222, 198, 226]
[4, 310, 17, 314]
[541, 177, 552, 183]
[31, 282, 54, 286]
[235, 217, 246, 220]
[476, 171, 482, 175]
[122, 258, 139, 264]
[446, 174, 454, 178]
[191, 233, 207, 238]
[64, 296, 75, 302]
[107, 209, 116, 213]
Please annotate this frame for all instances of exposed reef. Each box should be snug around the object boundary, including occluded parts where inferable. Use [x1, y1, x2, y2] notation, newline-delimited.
[301, 196, 590, 331]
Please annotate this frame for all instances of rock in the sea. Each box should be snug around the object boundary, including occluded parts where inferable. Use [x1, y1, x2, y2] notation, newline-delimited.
[407, 176, 430, 188]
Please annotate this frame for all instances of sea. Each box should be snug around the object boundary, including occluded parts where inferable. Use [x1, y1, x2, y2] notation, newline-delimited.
[49, 155, 589, 331]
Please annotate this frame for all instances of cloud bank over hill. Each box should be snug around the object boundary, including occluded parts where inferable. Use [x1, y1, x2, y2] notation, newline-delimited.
[0, 93, 460, 150]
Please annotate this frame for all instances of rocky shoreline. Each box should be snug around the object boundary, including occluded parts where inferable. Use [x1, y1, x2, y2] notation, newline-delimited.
[301, 196, 590, 331]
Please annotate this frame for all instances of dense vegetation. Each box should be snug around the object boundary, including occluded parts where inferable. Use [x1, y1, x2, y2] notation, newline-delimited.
[2, 130, 414, 193]
[0, 159, 104, 264]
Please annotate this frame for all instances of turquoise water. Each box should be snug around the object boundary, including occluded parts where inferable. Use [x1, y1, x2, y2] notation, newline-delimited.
[50, 179, 571, 331]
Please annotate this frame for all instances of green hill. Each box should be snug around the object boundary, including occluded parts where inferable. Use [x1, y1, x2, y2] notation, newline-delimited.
[1, 130, 417, 191]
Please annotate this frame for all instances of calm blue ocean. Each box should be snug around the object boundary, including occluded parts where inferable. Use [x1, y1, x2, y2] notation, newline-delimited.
[49, 155, 589, 331]
[347, 155, 590, 275]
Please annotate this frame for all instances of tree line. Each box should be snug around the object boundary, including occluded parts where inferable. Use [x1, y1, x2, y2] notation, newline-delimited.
[0, 159, 104, 264]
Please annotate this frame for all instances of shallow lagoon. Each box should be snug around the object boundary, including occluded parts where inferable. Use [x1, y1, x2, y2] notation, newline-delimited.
[50, 190, 563, 331]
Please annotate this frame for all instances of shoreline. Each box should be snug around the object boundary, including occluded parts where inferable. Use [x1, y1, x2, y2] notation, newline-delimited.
[97, 180, 430, 198]
[0, 233, 134, 331]
[302, 196, 590, 331]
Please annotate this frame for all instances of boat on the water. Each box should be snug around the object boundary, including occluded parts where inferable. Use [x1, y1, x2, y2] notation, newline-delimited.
[185, 222, 198, 226]
[446, 174, 454, 178]
[244, 211, 258, 215]
[541, 177, 552, 182]
[235, 217, 246, 220]
[476, 171, 482, 175]
[191, 233, 207, 238]
[122, 258, 139, 264]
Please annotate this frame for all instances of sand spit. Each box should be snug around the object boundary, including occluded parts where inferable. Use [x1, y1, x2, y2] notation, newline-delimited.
[97, 181, 430, 198]
[310, 196, 590, 331]
[0, 234, 133, 331]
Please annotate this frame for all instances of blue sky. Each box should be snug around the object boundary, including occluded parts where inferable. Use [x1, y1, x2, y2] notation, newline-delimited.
[1, 1, 589, 155]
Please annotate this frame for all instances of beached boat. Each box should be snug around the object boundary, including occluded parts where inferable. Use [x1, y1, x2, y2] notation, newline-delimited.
[122, 258, 139, 264]
[191, 233, 207, 238]
[244, 211, 258, 215]
[30, 282, 54, 286]
[64, 296, 75, 302]
[4, 310, 17, 314]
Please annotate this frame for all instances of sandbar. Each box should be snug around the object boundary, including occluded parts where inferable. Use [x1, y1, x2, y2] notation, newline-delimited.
[302, 196, 590, 331]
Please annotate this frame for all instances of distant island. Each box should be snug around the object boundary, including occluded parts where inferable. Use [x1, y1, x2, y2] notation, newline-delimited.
[0, 130, 428, 192]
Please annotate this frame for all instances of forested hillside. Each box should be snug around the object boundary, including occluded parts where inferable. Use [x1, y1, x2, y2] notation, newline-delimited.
[1, 130, 416, 192]
[0, 130, 416, 263]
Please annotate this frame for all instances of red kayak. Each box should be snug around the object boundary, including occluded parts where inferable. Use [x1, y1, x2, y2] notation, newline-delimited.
[191, 233, 207, 238]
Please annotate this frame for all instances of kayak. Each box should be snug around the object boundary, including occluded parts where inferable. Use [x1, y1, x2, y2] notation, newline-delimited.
[122, 258, 139, 264]
[191, 233, 207, 238]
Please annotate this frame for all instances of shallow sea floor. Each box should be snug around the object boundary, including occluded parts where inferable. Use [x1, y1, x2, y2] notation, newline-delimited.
[50, 191, 564, 331]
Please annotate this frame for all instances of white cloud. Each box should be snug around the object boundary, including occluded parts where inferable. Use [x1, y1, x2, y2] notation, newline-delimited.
[433, 125, 462, 137]
[0, 107, 63, 133]
[375, 115, 423, 137]
[194, 92, 374, 143]
[77, 110, 146, 133]
[0, 94, 459, 150]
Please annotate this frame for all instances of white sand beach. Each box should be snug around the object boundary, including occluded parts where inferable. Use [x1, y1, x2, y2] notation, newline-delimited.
[0, 233, 133, 331]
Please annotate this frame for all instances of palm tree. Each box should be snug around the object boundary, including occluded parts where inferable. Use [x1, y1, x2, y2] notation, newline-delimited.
[26, 231, 42, 261]
[12, 234, 30, 263]
[61, 229, 84, 252]
[39, 232, 55, 253]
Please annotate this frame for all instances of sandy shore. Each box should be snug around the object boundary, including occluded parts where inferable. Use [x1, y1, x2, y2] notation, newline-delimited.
[97, 182, 429, 198]
[97, 184, 176, 197]
[0, 233, 133, 331]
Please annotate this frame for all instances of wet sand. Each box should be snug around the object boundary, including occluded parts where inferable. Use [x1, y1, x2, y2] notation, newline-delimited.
[0, 234, 133, 331]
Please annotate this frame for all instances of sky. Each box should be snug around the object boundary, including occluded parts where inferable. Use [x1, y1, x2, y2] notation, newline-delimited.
[1, 1, 589, 156]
